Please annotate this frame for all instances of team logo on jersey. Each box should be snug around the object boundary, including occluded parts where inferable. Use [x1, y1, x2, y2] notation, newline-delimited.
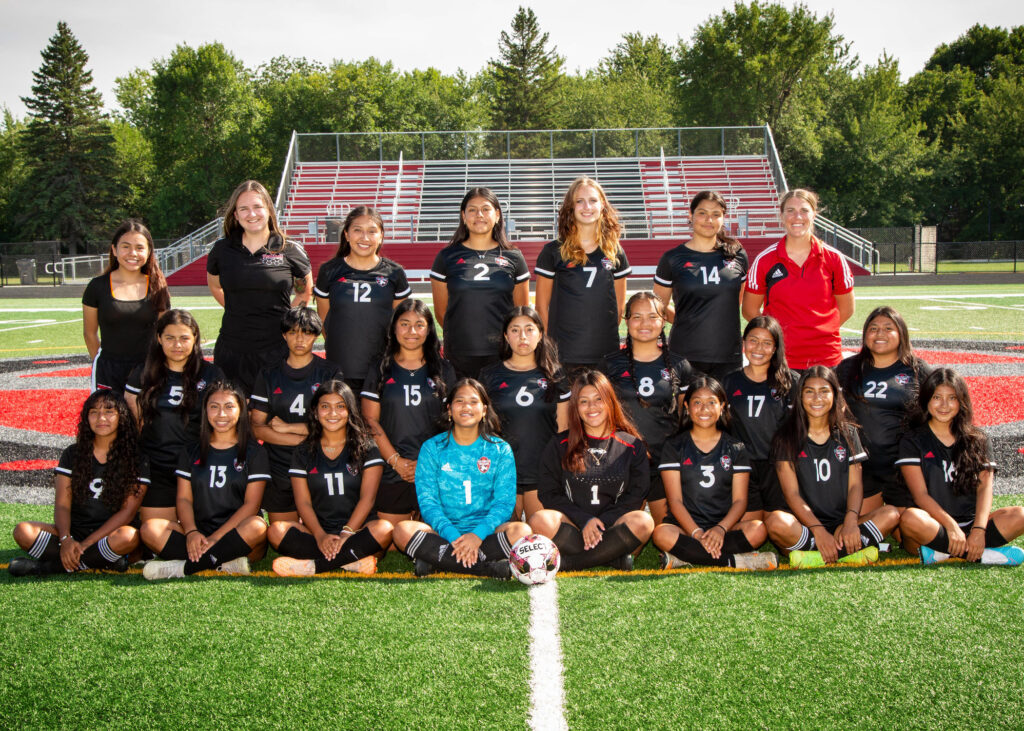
[537, 378, 548, 390]
[197, 379, 208, 391]
[477, 457, 490, 473]
[600, 258, 613, 270]
[310, 382, 321, 393]
[770, 388, 780, 400]
[494, 256, 510, 268]
[376, 276, 388, 287]
[661, 368, 671, 381]
[261, 254, 284, 266]
[895, 373, 911, 386]
[347, 463, 359, 476]
[834, 445, 847, 462]
[720, 455, 732, 471]
[233, 458, 245, 472]
[426, 378, 436, 390]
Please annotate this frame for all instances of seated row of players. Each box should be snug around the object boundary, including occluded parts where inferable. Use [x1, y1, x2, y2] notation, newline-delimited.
[10, 299, 1024, 577]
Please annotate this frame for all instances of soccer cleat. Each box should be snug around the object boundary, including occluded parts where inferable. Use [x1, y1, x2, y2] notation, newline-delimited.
[837, 546, 879, 566]
[143, 559, 186, 580]
[7, 557, 63, 577]
[414, 558, 435, 577]
[733, 551, 779, 570]
[981, 545, 1024, 566]
[486, 560, 511, 580]
[104, 556, 130, 573]
[607, 554, 634, 571]
[659, 552, 691, 570]
[340, 556, 377, 575]
[788, 550, 825, 568]
[216, 557, 250, 575]
[273, 557, 316, 577]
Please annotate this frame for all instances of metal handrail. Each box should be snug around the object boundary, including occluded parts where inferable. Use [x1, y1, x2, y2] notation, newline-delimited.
[815, 215, 879, 269]
[275, 131, 299, 214]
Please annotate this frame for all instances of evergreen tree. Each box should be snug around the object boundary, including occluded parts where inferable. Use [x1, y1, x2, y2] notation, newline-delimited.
[486, 7, 564, 130]
[17, 22, 119, 253]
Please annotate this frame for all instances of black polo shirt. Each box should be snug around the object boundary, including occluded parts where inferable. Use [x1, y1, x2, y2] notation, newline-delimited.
[206, 233, 311, 352]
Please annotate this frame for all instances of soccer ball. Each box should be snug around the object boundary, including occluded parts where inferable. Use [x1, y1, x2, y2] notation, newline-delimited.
[509, 534, 560, 585]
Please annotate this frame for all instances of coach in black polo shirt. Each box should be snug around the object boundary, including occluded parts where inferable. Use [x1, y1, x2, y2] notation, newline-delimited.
[207, 180, 313, 393]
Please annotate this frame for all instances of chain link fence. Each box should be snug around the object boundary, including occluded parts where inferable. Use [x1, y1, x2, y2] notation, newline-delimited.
[870, 241, 1023, 274]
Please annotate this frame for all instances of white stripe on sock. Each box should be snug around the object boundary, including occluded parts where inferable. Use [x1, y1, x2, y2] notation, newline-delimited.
[528, 581, 567, 731]
[28, 531, 52, 559]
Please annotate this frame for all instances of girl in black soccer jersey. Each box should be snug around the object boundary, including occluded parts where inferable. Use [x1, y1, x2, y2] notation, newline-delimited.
[141, 381, 269, 579]
[269, 380, 394, 577]
[315, 206, 410, 391]
[207, 180, 313, 393]
[837, 306, 931, 513]
[480, 306, 570, 520]
[9, 391, 148, 576]
[534, 177, 631, 373]
[765, 367, 900, 567]
[722, 316, 796, 521]
[653, 191, 749, 382]
[529, 370, 653, 571]
[125, 309, 222, 523]
[393, 379, 530, 578]
[431, 188, 531, 380]
[897, 369, 1024, 565]
[653, 377, 776, 570]
[361, 299, 456, 526]
[251, 307, 340, 523]
[599, 292, 692, 525]
[82, 219, 170, 394]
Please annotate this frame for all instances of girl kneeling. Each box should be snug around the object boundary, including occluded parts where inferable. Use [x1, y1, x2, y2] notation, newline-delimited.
[141, 382, 269, 578]
[10, 391, 148, 576]
[653, 377, 776, 570]
[897, 368, 1024, 565]
[270, 380, 394, 576]
[393, 379, 529, 578]
[529, 370, 654, 571]
[766, 367, 899, 567]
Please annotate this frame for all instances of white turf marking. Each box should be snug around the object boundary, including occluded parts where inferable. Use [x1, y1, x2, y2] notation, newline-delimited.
[925, 297, 1024, 313]
[0, 318, 80, 333]
[856, 293, 1024, 300]
[0, 306, 226, 312]
[529, 581, 568, 731]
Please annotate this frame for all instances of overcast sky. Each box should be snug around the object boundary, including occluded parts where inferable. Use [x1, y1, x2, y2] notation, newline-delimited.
[1, 0, 1020, 118]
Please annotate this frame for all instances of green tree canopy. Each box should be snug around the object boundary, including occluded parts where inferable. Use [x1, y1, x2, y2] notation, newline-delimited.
[16, 21, 120, 253]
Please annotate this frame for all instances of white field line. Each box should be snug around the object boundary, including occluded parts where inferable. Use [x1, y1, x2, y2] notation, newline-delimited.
[0, 306, 226, 312]
[529, 581, 568, 731]
[0, 318, 81, 334]
[855, 293, 1024, 300]
[924, 297, 1024, 312]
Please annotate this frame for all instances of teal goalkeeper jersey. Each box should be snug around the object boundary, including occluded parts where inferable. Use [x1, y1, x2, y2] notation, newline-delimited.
[414, 433, 517, 543]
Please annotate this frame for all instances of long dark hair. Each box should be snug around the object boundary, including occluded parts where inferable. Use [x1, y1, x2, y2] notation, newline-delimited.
[71, 390, 142, 511]
[448, 188, 514, 250]
[334, 205, 385, 258]
[623, 292, 679, 415]
[689, 191, 743, 260]
[563, 370, 641, 473]
[742, 316, 793, 397]
[678, 376, 731, 433]
[772, 366, 858, 463]
[139, 309, 205, 428]
[198, 381, 249, 464]
[557, 176, 621, 266]
[221, 179, 289, 253]
[498, 306, 563, 402]
[375, 299, 448, 402]
[104, 219, 170, 312]
[841, 306, 928, 403]
[440, 378, 503, 446]
[910, 368, 989, 497]
[303, 379, 374, 466]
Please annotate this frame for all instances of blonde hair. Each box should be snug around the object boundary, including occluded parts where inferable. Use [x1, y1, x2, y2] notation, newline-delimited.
[779, 188, 820, 213]
[221, 180, 287, 251]
[556, 176, 621, 266]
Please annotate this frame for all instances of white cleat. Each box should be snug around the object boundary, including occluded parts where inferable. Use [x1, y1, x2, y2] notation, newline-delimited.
[733, 552, 779, 570]
[216, 557, 250, 575]
[143, 559, 186, 580]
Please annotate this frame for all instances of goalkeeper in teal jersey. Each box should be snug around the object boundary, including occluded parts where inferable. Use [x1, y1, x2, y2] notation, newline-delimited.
[393, 378, 530, 577]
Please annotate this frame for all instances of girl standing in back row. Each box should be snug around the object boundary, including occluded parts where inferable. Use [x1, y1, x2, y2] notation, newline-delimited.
[535, 177, 631, 374]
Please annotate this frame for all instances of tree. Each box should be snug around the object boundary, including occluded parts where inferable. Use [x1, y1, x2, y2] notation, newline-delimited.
[926, 24, 1024, 85]
[675, 2, 855, 131]
[599, 32, 675, 92]
[118, 43, 267, 235]
[0, 109, 27, 241]
[485, 7, 565, 130]
[16, 22, 120, 253]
